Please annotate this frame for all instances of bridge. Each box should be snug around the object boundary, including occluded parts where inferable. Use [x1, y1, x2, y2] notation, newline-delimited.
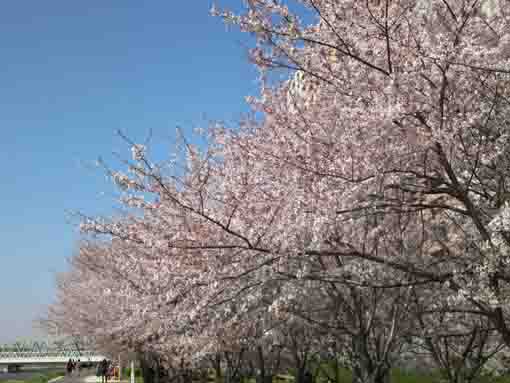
[0, 340, 106, 373]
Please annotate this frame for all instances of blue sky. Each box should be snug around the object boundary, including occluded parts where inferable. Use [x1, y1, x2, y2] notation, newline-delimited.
[0, 1, 258, 343]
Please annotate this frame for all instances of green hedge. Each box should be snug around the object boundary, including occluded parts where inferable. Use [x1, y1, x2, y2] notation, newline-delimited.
[123, 367, 143, 378]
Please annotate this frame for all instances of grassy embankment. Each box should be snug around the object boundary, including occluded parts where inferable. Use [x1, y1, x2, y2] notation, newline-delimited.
[206, 369, 510, 383]
[119, 366, 510, 383]
[2, 371, 64, 383]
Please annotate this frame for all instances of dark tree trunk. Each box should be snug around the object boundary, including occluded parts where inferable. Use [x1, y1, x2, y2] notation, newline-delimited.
[213, 353, 222, 382]
[350, 336, 391, 383]
[248, 360, 256, 378]
[224, 351, 243, 383]
[255, 346, 273, 383]
[140, 356, 155, 383]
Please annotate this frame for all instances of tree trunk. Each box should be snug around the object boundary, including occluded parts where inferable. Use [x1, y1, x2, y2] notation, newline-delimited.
[154, 358, 160, 383]
[294, 367, 305, 383]
[213, 353, 222, 382]
[352, 365, 390, 383]
[224, 351, 243, 383]
[351, 336, 390, 383]
[256, 346, 273, 383]
[140, 356, 155, 383]
[248, 360, 255, 378]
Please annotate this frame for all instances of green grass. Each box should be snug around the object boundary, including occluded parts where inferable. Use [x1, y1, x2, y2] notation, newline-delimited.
[390, 369, 441, 383]
[105, 366, 510, 383]
[468, 375, 510, 383]
[314, 367, 510, 383]
[391, 368, 510, 383]
[3, 371, 65, 383]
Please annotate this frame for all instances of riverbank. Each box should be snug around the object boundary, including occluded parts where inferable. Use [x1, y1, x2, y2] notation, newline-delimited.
[0, 370, 64, 383]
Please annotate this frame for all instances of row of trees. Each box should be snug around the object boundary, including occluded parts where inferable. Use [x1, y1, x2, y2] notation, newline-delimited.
[46, 1, 510, 383]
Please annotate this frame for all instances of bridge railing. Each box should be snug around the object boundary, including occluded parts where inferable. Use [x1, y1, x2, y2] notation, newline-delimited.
[0, 350, 99, 360]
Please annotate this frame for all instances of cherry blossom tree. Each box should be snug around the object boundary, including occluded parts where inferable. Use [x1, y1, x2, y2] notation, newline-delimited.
[48, 1, 510, 382]
[211, 0, 510, 346]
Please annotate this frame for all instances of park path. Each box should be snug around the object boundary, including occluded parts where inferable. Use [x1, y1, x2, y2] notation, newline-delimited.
[54, 371, 102, 383]
[55, 369, 128, 383]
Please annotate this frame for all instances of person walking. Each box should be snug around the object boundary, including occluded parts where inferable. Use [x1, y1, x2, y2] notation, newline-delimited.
[66, 359, 74, 377]
[100, 359, 109, 383]
[96, 361, 103, 380]
[105, 360, 112, 383]
[77, 359, 82, 377]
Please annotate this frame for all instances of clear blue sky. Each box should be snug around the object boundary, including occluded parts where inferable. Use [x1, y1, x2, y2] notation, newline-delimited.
[0, 1, 257, 343]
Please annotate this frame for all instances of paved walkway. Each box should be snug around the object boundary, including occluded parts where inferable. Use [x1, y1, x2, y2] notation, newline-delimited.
[83, 376, 127, 383]
[53, 369, 129, 383]
[55, 370, 124, 383]
[53, 373, 91, 383]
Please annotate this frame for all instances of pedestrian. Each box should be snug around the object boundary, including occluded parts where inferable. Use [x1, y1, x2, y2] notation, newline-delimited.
[106, 360, 113, 383]
[100, 359, 109, 383]
[66, 359, 74, 377]
[77, 359, 82, 377]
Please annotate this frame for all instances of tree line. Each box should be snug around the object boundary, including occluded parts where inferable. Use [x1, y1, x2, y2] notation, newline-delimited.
[46, 2, 510, 383]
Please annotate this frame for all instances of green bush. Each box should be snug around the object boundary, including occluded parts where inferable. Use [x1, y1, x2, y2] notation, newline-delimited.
[123, 367, 143, 378]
